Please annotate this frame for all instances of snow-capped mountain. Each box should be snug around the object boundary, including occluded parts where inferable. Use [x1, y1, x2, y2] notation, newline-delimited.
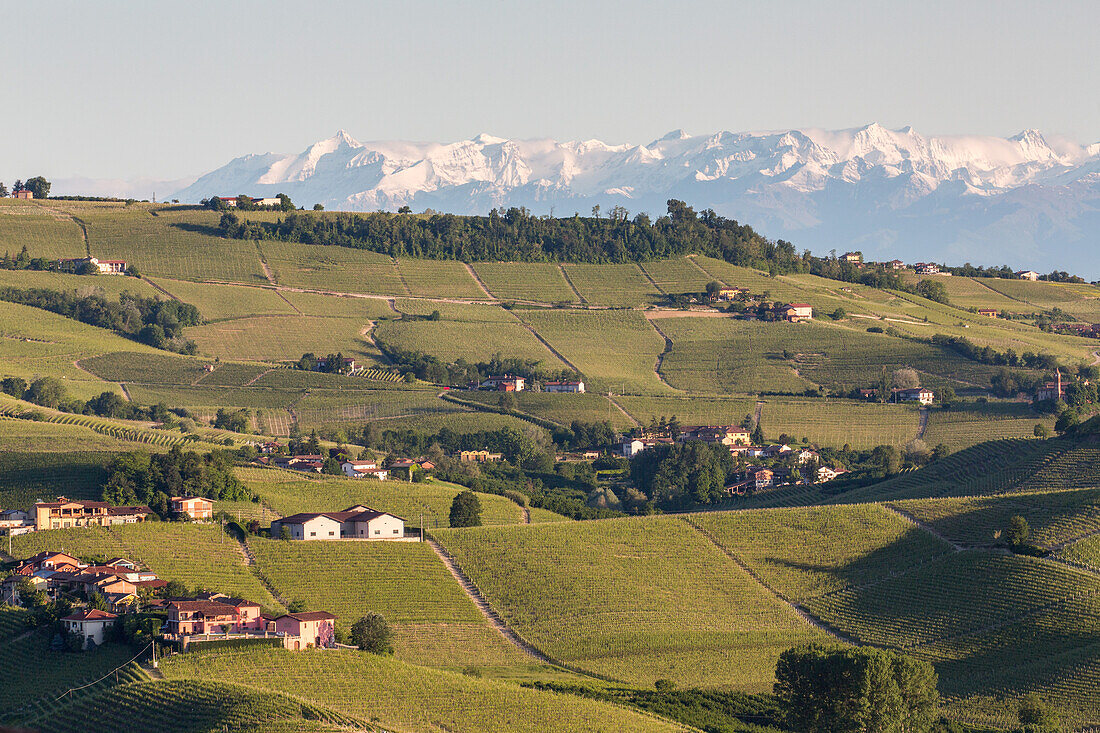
[172, 125, 1100, 276]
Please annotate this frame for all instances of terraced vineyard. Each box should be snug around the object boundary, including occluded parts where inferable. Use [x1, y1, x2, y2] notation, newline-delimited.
[457, 391, 637, 430]
[396, 258, 485, 299]
[258, 240, 405, 294]
[79, 351, 211, 386]
[186, 314, 389, 365]
[0, 205, 87, 259]
[517, 309, 670, 394]
[375, 313, 563, 366]
[921, 402, 1056, 451]
[0, 633, 140, 714]
[639, 257, 714, 294]
[1060, 534, 1100, 571]
[0, 608, 30, 642]
[803, 551, 1100, 647]
[757, 398, 918, 449]
[434, 517, 829, 689]
[161, 647, 687, 733]
[561, 263, 661, 306]
[111, 523, 283, 611]
[470, 262, 579, 303]
[688, 504, 952, 601]
[24, 680, 365, 733]
[890, 488, 1100, 549]
[148, 278, 297, 321]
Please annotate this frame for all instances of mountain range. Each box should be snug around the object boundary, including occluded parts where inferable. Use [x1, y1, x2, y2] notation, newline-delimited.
[170, 125, 1100, 277]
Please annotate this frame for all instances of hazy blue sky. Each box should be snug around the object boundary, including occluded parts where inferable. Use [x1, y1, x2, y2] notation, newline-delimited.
[4, 0, 1098, 180]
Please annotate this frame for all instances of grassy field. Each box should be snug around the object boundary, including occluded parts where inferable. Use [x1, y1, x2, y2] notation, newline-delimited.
[890, 488, 1100, 549]
[899, 274, 1036, 313]
[0, 269, 161, 300]
[561, 263, 662, 306]
[434, 517, 829, 690]
[921, 402, 1057, 451]
[0, 415, 178, 453]
[79, 350, 211, 385]
[517, 309, 670, 394]
[469, 262, 579, 303]
[757, 397, 919, 449]
[161, 647, 686, 733]
[688, 504, 952, 601]
[240, 470, 527, 527]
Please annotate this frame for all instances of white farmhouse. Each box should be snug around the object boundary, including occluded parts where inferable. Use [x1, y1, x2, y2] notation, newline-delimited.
[271, 505, 406, 540]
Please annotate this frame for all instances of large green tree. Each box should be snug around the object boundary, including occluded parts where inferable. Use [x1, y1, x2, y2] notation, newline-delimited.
[24, 176, 50, 199]
[774, 644, 939, 733]
[449, 489, 483, 527]
[350, 613, 393, 654]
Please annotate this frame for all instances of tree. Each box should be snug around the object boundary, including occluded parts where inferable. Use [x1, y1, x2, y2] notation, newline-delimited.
[939, 386, 957, 409]
[751, 422, 765, 446]
[1034, 423, 1051, 439]
[831, 307, 846, 320]
[313, 203, 324, 211]
[350, 613, 394, 654]
[1017, 693, 1061, 732]
[1006, 515, 1030, 547]
[893, 367, 920, 390]
[878, 367, 892, 403]
[449, 489, 482, 527]
[774, 643, 938, 733]
[26, 377, 66, 409]
[321, 457, 342, 475]
[397, 205, 412, 214]
[498, 392, 518, 411]
[705, 281, 722, 296]
[279, 525, 292, 540]
[88, 592, 109, 611]
[24, 176, 51, 199]
[0, 182, 8, 197]
[277, 193, 295, 211]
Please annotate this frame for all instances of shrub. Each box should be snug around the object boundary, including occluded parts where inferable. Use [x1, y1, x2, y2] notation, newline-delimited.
[449, 490, 483, 528]
[350, 613, 393, 654]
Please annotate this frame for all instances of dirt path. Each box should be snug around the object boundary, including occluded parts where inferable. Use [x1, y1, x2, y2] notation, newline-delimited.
[119, 384, 133, 403]
[425, 539, 553, 663]
[558, 264, 587, 304]
[142, 277, 182, 302]
[753, 400, 764, 429]
[359, 321, 393, 365]
[685, 255, 726, 286]
[880, 503, 966, 552]
[391, 257, 413, 295]
[916, 407, 929, 440]
[681, 517, 860, 645]
[508, 314, 582, 373]
[645, 309, 728, 319]
[522, 507, 531, 524]
[642, 317, 678, 389]
[464, 263, 496, 299]
[606, 394, 641, 427]
[972, 277, 1030, 305]
[1092, 350, 1100, 366]
[253, 242, 277, 286]
[637, 263, 667, 295]
[849, 313, 930, 327]
[243, 368, 275, 386]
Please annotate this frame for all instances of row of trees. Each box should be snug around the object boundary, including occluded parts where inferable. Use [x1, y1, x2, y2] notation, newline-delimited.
[0, 177, 50, 198]
[0, 375, 178, 421]
[0, 286, 201, 354]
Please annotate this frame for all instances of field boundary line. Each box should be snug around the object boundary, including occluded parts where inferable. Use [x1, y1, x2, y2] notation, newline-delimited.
[142, 277, 182, 302]
[252, 241, 277, 286]
[684, 255, 726, 286]
[423, 539, 555, 663]
[558, 264, 587, 304]
[973, 277, 1032, 305]
[680, 516, 861, 645]
[642, 317, 678, 390]
[880, 503, 967, 552]
[507, 313, 583, 373]
[637, 262, 668, 295]
[606, 394, 641, 427]
[463, 262, 497, 299]
[391, 257, 413, 296]
[916, 406, 929, 440]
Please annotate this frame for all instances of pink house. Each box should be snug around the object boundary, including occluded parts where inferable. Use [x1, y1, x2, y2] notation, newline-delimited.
[275, 611, 337, 649]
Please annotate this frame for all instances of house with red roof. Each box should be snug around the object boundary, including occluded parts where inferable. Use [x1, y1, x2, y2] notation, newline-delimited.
[275, 611, 337, 650]
[775, 303, 813, 322]
[62, 609, 117, 648]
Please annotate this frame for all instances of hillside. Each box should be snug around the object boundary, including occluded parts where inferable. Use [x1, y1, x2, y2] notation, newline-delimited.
[4, 196, 1100, 731]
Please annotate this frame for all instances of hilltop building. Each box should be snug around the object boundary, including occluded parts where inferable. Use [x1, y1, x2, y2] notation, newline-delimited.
[33, 498, 151, 531]
[56, 257, 127, 275]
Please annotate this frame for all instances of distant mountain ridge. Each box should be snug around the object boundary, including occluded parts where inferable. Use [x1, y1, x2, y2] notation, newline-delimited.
[171, 125, 1100, 276]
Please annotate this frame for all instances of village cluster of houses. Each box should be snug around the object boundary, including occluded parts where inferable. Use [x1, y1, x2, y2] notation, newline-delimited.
[0, 496, 216, 537]
[4, 551, 338, 651]
[618, 425, 846, 493]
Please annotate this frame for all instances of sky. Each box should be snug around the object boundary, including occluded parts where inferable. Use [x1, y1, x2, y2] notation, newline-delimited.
[3, 0, 1099, 182]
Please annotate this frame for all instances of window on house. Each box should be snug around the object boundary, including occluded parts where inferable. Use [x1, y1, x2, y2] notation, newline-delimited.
[328, 531, 334, 536]
[309, 532, 316, 537]
[374, 530, 380, 535]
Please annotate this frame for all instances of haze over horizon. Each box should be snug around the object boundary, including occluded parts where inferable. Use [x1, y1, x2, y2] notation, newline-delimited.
[3, 0, 1099, 182]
